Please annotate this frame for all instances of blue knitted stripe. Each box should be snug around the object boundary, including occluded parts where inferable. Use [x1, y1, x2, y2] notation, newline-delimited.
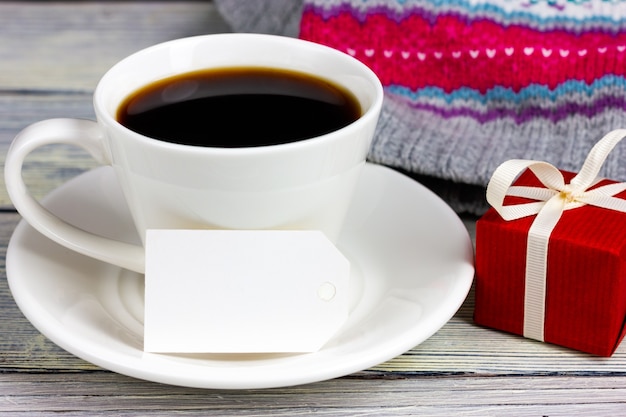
[386, 75, 626, 106]
[304, 0, 626, 30]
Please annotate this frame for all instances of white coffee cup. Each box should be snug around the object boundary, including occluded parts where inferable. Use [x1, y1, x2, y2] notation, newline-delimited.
[5, 34, 383, 274]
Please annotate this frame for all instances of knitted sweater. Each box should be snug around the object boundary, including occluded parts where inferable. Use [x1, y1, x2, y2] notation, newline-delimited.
[215, 0, 626, 214]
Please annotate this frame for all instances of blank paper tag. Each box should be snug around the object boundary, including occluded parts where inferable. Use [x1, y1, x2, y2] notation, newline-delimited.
[143, 229, 350, 353]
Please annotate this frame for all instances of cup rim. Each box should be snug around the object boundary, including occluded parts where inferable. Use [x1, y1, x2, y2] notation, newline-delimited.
[94, 33, 384, 155]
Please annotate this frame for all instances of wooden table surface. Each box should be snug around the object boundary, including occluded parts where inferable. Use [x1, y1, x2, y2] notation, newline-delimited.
[1, 2, 625, 415]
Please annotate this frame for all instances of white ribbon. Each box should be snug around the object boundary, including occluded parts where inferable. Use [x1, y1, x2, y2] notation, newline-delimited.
[486, 129, 626, 341]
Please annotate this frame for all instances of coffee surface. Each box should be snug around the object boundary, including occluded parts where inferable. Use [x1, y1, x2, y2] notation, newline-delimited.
[117, 67, 361, 147]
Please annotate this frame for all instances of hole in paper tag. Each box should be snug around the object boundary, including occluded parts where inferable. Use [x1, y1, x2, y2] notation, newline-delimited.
[143, 229, 350, 353]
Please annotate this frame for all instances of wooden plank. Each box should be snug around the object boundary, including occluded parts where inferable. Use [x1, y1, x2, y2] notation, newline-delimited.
[0, 373, 624, 415]
[0, 1, 231, 208]
[0, 2, 232, 91]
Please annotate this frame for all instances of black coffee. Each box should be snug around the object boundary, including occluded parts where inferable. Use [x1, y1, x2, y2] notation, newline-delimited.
[116, 67, 361, 147]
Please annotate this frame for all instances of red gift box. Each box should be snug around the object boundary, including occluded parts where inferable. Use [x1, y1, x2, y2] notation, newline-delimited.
[474, 131, 626, 357]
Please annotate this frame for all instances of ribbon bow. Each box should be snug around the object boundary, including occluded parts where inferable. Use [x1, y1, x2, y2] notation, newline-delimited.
[486, 129, 626, 341]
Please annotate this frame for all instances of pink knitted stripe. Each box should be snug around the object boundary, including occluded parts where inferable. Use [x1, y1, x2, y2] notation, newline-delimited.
[300, 11, 626, 92]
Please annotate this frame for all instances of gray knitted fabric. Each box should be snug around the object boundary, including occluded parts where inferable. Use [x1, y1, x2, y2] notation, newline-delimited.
[214, 0, 626, 215]
[214, 0, 303, 37]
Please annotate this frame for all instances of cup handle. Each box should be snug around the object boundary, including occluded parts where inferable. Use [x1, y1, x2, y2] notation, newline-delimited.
[5, 118, 145, 273]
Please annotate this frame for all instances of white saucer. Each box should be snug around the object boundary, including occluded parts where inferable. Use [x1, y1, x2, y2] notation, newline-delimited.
[6, 163, 474, 389]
